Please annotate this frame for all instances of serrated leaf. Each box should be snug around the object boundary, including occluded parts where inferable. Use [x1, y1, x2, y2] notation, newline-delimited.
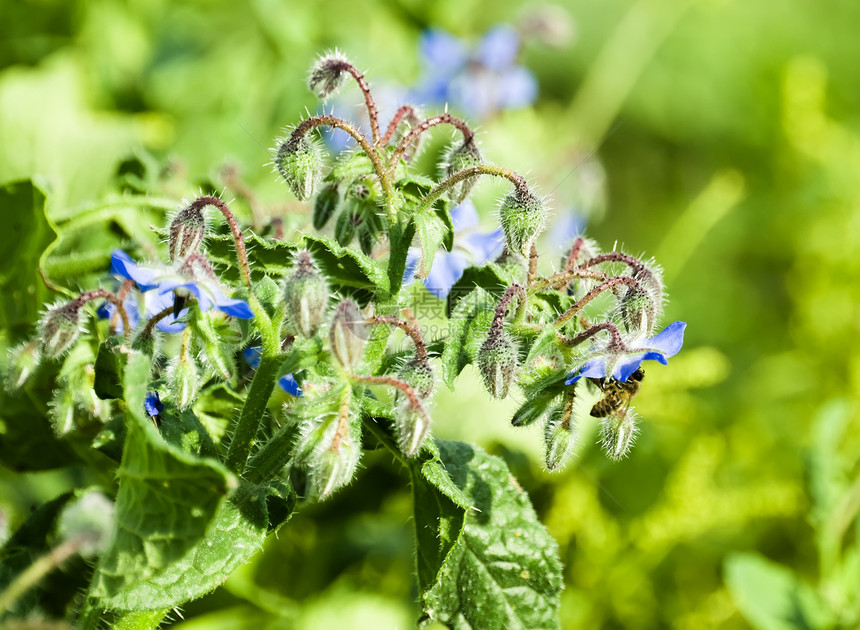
[91, 352, 234, 600]
[0, 180, 56, 341]
[413, 212, 449, 280]
[440, 288, 495, 389]
[207, 233, 297, 282]
[446, 264, 509, 318]
[95, 481, 294, 611]
[724, 552, 834, 630]
[413, 440, 563, 630]
[303, 234, 389, 303]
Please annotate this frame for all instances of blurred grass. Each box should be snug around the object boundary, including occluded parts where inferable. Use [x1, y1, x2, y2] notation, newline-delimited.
[1, 0, 859, 627]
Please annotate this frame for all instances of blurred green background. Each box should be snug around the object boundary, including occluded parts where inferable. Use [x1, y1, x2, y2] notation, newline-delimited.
[1, 0, 859, 628]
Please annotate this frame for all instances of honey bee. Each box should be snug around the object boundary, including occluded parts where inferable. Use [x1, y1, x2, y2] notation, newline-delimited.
[588, 367, 644, 417]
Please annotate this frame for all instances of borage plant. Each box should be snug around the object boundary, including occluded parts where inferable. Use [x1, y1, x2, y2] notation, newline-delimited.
[1, 53, 685, 628]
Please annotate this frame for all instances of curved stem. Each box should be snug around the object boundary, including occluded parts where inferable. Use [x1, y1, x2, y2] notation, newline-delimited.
[366, 315, 428, 362]
[380, 105, 419, 146]
[189, 196, 253, 289]
[292, 116, 394, 212]
[580, 251, 648, 277]
[350, 374, 429, 428]
[416, 164, 529, 216]
[390, 113, 474, 167]
[0, 537, 81, 613]
[557, 322, 624, 349]
[554, 276, 643, 328]
[76, 289, 131, 343]
[492, 284, 528, 331]
[528, 243, 539, 286]
[530, 268, 607, 294]
[346, 65, 381, 146]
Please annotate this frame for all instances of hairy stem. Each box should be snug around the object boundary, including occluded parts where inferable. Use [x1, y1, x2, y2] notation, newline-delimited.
[366, 315, 428, 362]
[390, 112, 474, 166]
[380, 105, 419, 146]
[76, 289, 131, 342]
[417, 164, 529, 216]
[556, 322, 624, 349]
[554, 276, 643, 327]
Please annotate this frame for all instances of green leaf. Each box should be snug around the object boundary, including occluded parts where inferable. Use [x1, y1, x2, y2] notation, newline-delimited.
[413, 211, 449, 280]
[0, 180, 56, 340]
[303, 234, 389, 303]
[412, 440, 563, 630]
[440, 289, 496, 389]
[207, 233, 297, 282]
[94, 339, 127, 400]
[90, 352, 234, 601]
[94, 481, 294, 611]
[724, 552, 834, 630]
[279, 336, 325, 375]
[446, 264, 509, 318]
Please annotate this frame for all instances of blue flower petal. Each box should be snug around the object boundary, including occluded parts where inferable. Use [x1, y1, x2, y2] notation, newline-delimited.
[144, 391, 163, 417]
[462, 228, 504, 264]
[450, 201, 479, 232]
[498, 66, 538, 108]
[420, 29, 468, 74]
[215, 296, 255, 319]
[111, 250, 161, 291]
[640, 321, 686, 357]
[243, 346, 262, 370]
[278, 374, 303, 397]
[612, 354, 648, 382]
[424, 251, 469, 298]
[477, 26, 520, 70]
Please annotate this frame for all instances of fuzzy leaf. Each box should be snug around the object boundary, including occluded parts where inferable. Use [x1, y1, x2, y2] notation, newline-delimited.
[207, 233, 297, 282]
[413, 440, 563, 629]
[446, 264, 509, 318]
[303, 234, 389, 303]
[90, 352, 234, 601]
[440, 288, 495, 389]
[94, 339, 127, 400]
[413, 212, 449, 280]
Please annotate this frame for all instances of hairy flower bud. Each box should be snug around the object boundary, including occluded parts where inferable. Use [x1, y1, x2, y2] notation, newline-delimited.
[58, 491, 115, 557]
[397, 358, 435, 400]
[499, 187, 547, 256]
[478, 328, 518, 399]
[307, 51, 352, 100]
[38, 300, 86, 359]
[329, 300, 366, 369]
[274, 132, 324, 201]
[6, 340, 40, 389]
[313, 182, 341, 230]
[544, 395, 577, 471]
[168, 202, 206, 262]
[619, 287, 658, 334]
[169, 352, 198, 410]
[395, 396, 432, 457]
[284, 251, 329, 337]
[600, 408, 639, 460]
[442, 137, 482, 204]
[293, 388, 361, 501]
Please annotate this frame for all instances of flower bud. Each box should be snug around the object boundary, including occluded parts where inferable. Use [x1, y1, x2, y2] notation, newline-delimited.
[284, 251, 329, 337]
[334, 206, 360, 246]
[168, 352, 198, 410]
[274, 132, 324, 201]
[6, 340, 40, 389]
[499, 187, 547, 256]
[600, 408, 639, 460]
[58, 491, 115, 557]
[38, 300, 86, 359]
[329, 300, 366, 369]
[397, 358, 435, 400]
[307, 52, 352, 100]
[619, 287, 658, 335]
[442, 137, 482, 203]
[168, 202, 206, 262]
[293, 390, 361, 501]
[313, 181, 341, 230]
[477, 328, 518, 399]
[395, 397, 432, 457]
[544, 396, 577, 471]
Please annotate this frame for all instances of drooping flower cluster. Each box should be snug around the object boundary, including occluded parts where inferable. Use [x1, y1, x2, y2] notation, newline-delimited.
[8, 50, 686, 515]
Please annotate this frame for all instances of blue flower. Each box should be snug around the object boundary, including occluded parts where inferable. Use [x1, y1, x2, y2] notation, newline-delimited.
[97, 287, 186, 334]
[144, 391, 163, 417]
[111, 250, 254, 320]
[243, 346, 303, 397]
[412, 26, 537, 119]
[565, 321, 687, 384]
[404, 201, 504, 298]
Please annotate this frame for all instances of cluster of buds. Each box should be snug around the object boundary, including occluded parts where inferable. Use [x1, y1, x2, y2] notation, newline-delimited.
[6, 51, 685, 518]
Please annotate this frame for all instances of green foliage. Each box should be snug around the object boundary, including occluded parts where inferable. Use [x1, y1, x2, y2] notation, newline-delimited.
[412, 440, 563, 629]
